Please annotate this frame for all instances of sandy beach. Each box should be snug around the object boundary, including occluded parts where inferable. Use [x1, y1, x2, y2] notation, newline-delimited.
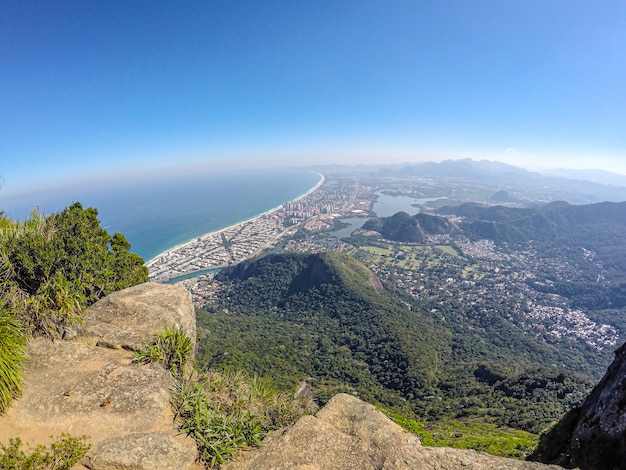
[145, 171, 325, 270]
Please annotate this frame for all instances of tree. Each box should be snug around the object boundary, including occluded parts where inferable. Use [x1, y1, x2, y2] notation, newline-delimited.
[1, 202, 148, 336]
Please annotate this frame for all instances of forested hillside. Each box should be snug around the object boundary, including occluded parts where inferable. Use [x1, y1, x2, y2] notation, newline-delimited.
[358, 201, 626, 351]
[439, 201, 626, 327]
[196, 251, 594, 435]
[439, 201, 626, 269]
[362, 211, 455, 243]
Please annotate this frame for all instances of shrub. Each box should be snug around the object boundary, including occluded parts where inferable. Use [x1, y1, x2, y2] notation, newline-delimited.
[0, 434, 90, 470]
[0, 203, 148, 338]
[387, 411, 435, 446]
[171, 369, 315, 468]
[172, 374, 265, 467]
[428, 419, 538, 460]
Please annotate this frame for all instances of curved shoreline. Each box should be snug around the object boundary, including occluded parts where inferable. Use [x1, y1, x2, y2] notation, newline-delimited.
[145, 171, 324, 268]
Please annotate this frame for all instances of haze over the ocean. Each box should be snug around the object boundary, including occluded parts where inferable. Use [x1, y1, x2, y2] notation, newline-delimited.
[1, 1, 625, 195]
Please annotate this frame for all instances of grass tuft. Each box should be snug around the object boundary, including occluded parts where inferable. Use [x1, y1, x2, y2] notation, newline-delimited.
[0, 301, 27, 412]
[134, 327, 193, 377]
[172, 369, 316, 468]
[136, 328, 315, 468]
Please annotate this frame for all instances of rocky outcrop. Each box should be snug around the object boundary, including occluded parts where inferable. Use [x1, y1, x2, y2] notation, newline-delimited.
[532, 341, 626, 469]
[0, 282, 200, 470]
[224, 393, 560, 470]
[78, 281, 197, 352]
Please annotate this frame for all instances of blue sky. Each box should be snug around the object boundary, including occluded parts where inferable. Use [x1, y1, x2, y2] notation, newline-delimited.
[1, 0, 625, 195]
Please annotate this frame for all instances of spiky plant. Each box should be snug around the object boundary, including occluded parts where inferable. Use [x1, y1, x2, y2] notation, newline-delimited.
[171, 368, 317, 468]
[134, 327, 193, 377]
[0, 301, 27, 412]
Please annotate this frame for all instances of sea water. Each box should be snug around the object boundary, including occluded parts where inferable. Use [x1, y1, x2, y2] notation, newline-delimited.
[1, 169, 320, 261]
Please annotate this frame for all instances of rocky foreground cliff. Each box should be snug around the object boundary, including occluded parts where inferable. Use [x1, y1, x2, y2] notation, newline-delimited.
[0, 282, 200, 470]
[0, 282, 594, 469]
[531, 340, 626, 469]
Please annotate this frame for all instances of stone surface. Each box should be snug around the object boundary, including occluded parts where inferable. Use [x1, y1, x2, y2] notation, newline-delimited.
[77, 282, 196, 352]
[83, 433, 197, 470]
[0, 282, 199, 470]
[224, 393, 560, 470]
[538, 341, 626, 469]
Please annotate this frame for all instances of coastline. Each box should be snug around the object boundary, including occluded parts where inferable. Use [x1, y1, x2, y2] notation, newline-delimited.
[145, 171, 324, 268]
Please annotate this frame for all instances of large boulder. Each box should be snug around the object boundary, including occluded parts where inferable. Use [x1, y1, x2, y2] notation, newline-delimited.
[77, 282, 196, 352]
[224, 393, 560, 470]
[0, 282, 200, 470]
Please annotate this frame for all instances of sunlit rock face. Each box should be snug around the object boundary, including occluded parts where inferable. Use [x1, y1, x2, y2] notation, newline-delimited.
[224, 393, 560, 470]
[567, 342, 626, 469]
[0, 282, 200, 470]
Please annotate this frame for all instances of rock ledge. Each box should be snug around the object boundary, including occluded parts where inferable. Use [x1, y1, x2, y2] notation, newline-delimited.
[0, 282, 200, 470]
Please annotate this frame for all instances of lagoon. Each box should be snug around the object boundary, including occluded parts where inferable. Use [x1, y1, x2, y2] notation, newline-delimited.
[372, 191, 444, 217]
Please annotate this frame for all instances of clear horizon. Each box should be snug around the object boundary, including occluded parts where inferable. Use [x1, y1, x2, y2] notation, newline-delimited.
[1, 1, 625, 193]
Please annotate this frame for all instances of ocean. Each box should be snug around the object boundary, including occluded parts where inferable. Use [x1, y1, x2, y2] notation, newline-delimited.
[1, 169, 321, 262]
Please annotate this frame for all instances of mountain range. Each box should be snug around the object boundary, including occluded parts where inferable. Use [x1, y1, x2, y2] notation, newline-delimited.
[314, 158, 626, 203]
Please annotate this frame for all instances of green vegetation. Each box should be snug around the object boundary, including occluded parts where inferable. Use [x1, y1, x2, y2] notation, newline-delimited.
[388, 411, 538, 459]
[385, 411, 435, 446]
[429, 420, 538, 459]
[361, 245, 392, 256]
[172, 370, 314, 468]
[195, 250, 594, 460]
[198, 252, 445, 409]
[0, 203, 147, 411]
[0, 301, 27, 412]
[137, 328, 315, 468]
[194, 197, 626, 458]
[362, 211, 454, 243]
[434, 245, 461, 257]
[440, 200, 626, 282]
[3, 195, 623, 463]
[350, 228, 616, 377]
[0, 203, 148, 338]
[0, 434, 91, 470]
[134, 327, 193, 377]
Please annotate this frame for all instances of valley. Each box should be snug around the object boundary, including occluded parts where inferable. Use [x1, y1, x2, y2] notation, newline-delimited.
[182, 161, 626, 375]
[177, 160, 626, 458]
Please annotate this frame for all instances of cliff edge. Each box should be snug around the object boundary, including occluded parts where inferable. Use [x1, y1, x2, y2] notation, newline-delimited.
[0, 282, 200, 470]
[532, 340, 626, 469]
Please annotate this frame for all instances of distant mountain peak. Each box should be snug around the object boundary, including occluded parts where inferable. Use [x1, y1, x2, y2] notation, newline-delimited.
[542, 168, 626, 188]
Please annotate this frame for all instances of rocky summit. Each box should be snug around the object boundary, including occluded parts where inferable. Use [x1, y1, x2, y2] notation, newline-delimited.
[2, 281, 619, 469]
[0, 282, 200, 470]
[569, 342, 626, 468]
[78, 281, 197, 352]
